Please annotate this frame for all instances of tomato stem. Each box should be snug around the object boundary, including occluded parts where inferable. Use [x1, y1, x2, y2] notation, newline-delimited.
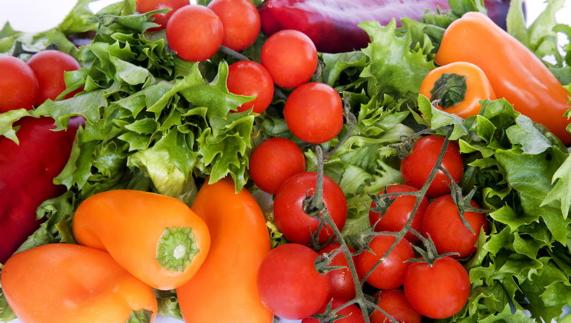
[220, 46, 250, 61]
[311, 145, 395, 323]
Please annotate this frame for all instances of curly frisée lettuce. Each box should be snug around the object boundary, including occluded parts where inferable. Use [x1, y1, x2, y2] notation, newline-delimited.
[416, 96, 571, 322]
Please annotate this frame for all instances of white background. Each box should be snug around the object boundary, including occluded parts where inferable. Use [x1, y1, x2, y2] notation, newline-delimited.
[0, 1, 569, 323]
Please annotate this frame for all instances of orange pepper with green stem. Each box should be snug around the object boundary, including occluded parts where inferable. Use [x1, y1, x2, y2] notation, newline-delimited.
[177, 179, 273, 323]
[1, 244, 157, 323]
[73, 190, 210, 290]
[420, 62, 495, 118]
[436, 12, 571, 144]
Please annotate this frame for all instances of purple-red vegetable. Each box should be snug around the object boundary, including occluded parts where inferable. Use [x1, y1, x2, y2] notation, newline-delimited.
[259, 0, 512, 53]
[0, 117, 81, 263]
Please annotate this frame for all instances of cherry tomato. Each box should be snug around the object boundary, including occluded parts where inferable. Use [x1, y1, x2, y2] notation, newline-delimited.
[261, 29, 317, 88]
[284, 82, 344, 144]
[258, 243, 331, 320]
[166, 5, 223, 62]
[227, 61, 274, 113]
[371, 289, 421, 323]
[27, 50, 81, 104]
[274, 172, 347, 245]
[249, 137, 305, 193]
[319, 243, 356, 301]
[136, 0, 188, 30]
[369, 184, 428, 243]
[404, 256, 470, 319]
[0, 56, 39, 112]
[302, 300, 365, 323]
[208, 0, 260, 51]
[422, 195, 486, 258]
[356, 236, 414, 290]
[401, 135, 463, 197]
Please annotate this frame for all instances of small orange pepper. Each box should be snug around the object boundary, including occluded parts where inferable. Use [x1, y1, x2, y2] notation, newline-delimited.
[73, 190, 211, 290]
[1, 244, 157, 323]
[420, 62, 495, 118]
[177, 179, 273, 323]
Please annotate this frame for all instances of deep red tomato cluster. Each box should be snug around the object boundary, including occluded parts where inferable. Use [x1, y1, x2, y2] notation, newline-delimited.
[0, 50, 80, 112]
[364, 134, 485, 320]
[142, 0, 344, 140]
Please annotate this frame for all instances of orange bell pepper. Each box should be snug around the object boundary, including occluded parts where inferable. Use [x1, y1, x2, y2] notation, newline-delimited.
[420, 62, 495, 118]
[1, 244, 157, 323]
[436, 12, 571, 144]
[177, 179, 273, 323]
[73, 190, 211, 290]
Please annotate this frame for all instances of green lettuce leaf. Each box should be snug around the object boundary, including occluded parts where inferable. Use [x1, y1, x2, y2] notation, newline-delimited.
[360, 20, 434, 100]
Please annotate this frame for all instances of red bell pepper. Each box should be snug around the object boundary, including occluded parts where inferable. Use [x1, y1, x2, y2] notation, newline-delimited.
[0, 117, 81, 263]
[259, 0, 512, 53]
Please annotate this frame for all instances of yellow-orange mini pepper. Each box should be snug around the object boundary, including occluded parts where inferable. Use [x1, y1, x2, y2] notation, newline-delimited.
[73, 190, 210, 290]
[420, 62, 495, 118]
[1, 244, 157, 323]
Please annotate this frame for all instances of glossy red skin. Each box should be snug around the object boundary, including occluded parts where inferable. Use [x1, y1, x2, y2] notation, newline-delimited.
[401, 135, 463, 198]
[0, 56, 39, 112]
[371, 290, 421, 323]
[259, 0, 511, 53]
[302, 300, 366, 323]
[404, 257, 470, 319]
[273, 172, 347, 245]
[27, 50, 81, 104]
[356, 236, 414, 290]
[249, 137, 305, 193]
[136, 0, 188, 30]
[423, 195, 487, 258]
[258, 244, 332, 320]
[284, 82, 343, 144]
[208, 0, 260, 51]
[227, 61, 274, 113]
[369, 184, 427, 242]
[261, 29, 317, 88]
[166, 5, 224, 62]
[319, 243, 356, 301]
[0, 117, 82, 262]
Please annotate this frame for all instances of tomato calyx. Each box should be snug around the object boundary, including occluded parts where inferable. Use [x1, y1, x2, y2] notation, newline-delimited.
[443, 169, 490, 235]
[410, 233, 458, 266]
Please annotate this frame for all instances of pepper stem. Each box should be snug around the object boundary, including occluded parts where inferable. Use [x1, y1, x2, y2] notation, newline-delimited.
[430, 73, 467, 108]
[156, 227, 198, 272]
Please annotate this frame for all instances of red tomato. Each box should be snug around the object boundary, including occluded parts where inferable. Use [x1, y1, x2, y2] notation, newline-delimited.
[302, 300, 365, 323]
[284, 82, 343, 144]
[404, 257, 470, 319]
[0, 56, 39, 112]
[27, 50, 80, 104]
[319, 243, 356, 301]
[261, 29, 317, 88]
[208, 0, 260, 51]
[401, 135, 463, 197]
[422, 195, 486, 258]
[258, 244, 331, 320]
[369, 184, 428, 242]
[356, 236, 414, 290]
[227, 61, 274, 113]
[273, 172, 347, 245]
[249, 137, 305, 193]
[136, 0, 188, 30]
[166, 5, 223, 62]
[371, 290, 421, 323]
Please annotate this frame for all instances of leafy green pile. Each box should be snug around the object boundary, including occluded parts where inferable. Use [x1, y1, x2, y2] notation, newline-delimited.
[0, 0, 570, 322]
